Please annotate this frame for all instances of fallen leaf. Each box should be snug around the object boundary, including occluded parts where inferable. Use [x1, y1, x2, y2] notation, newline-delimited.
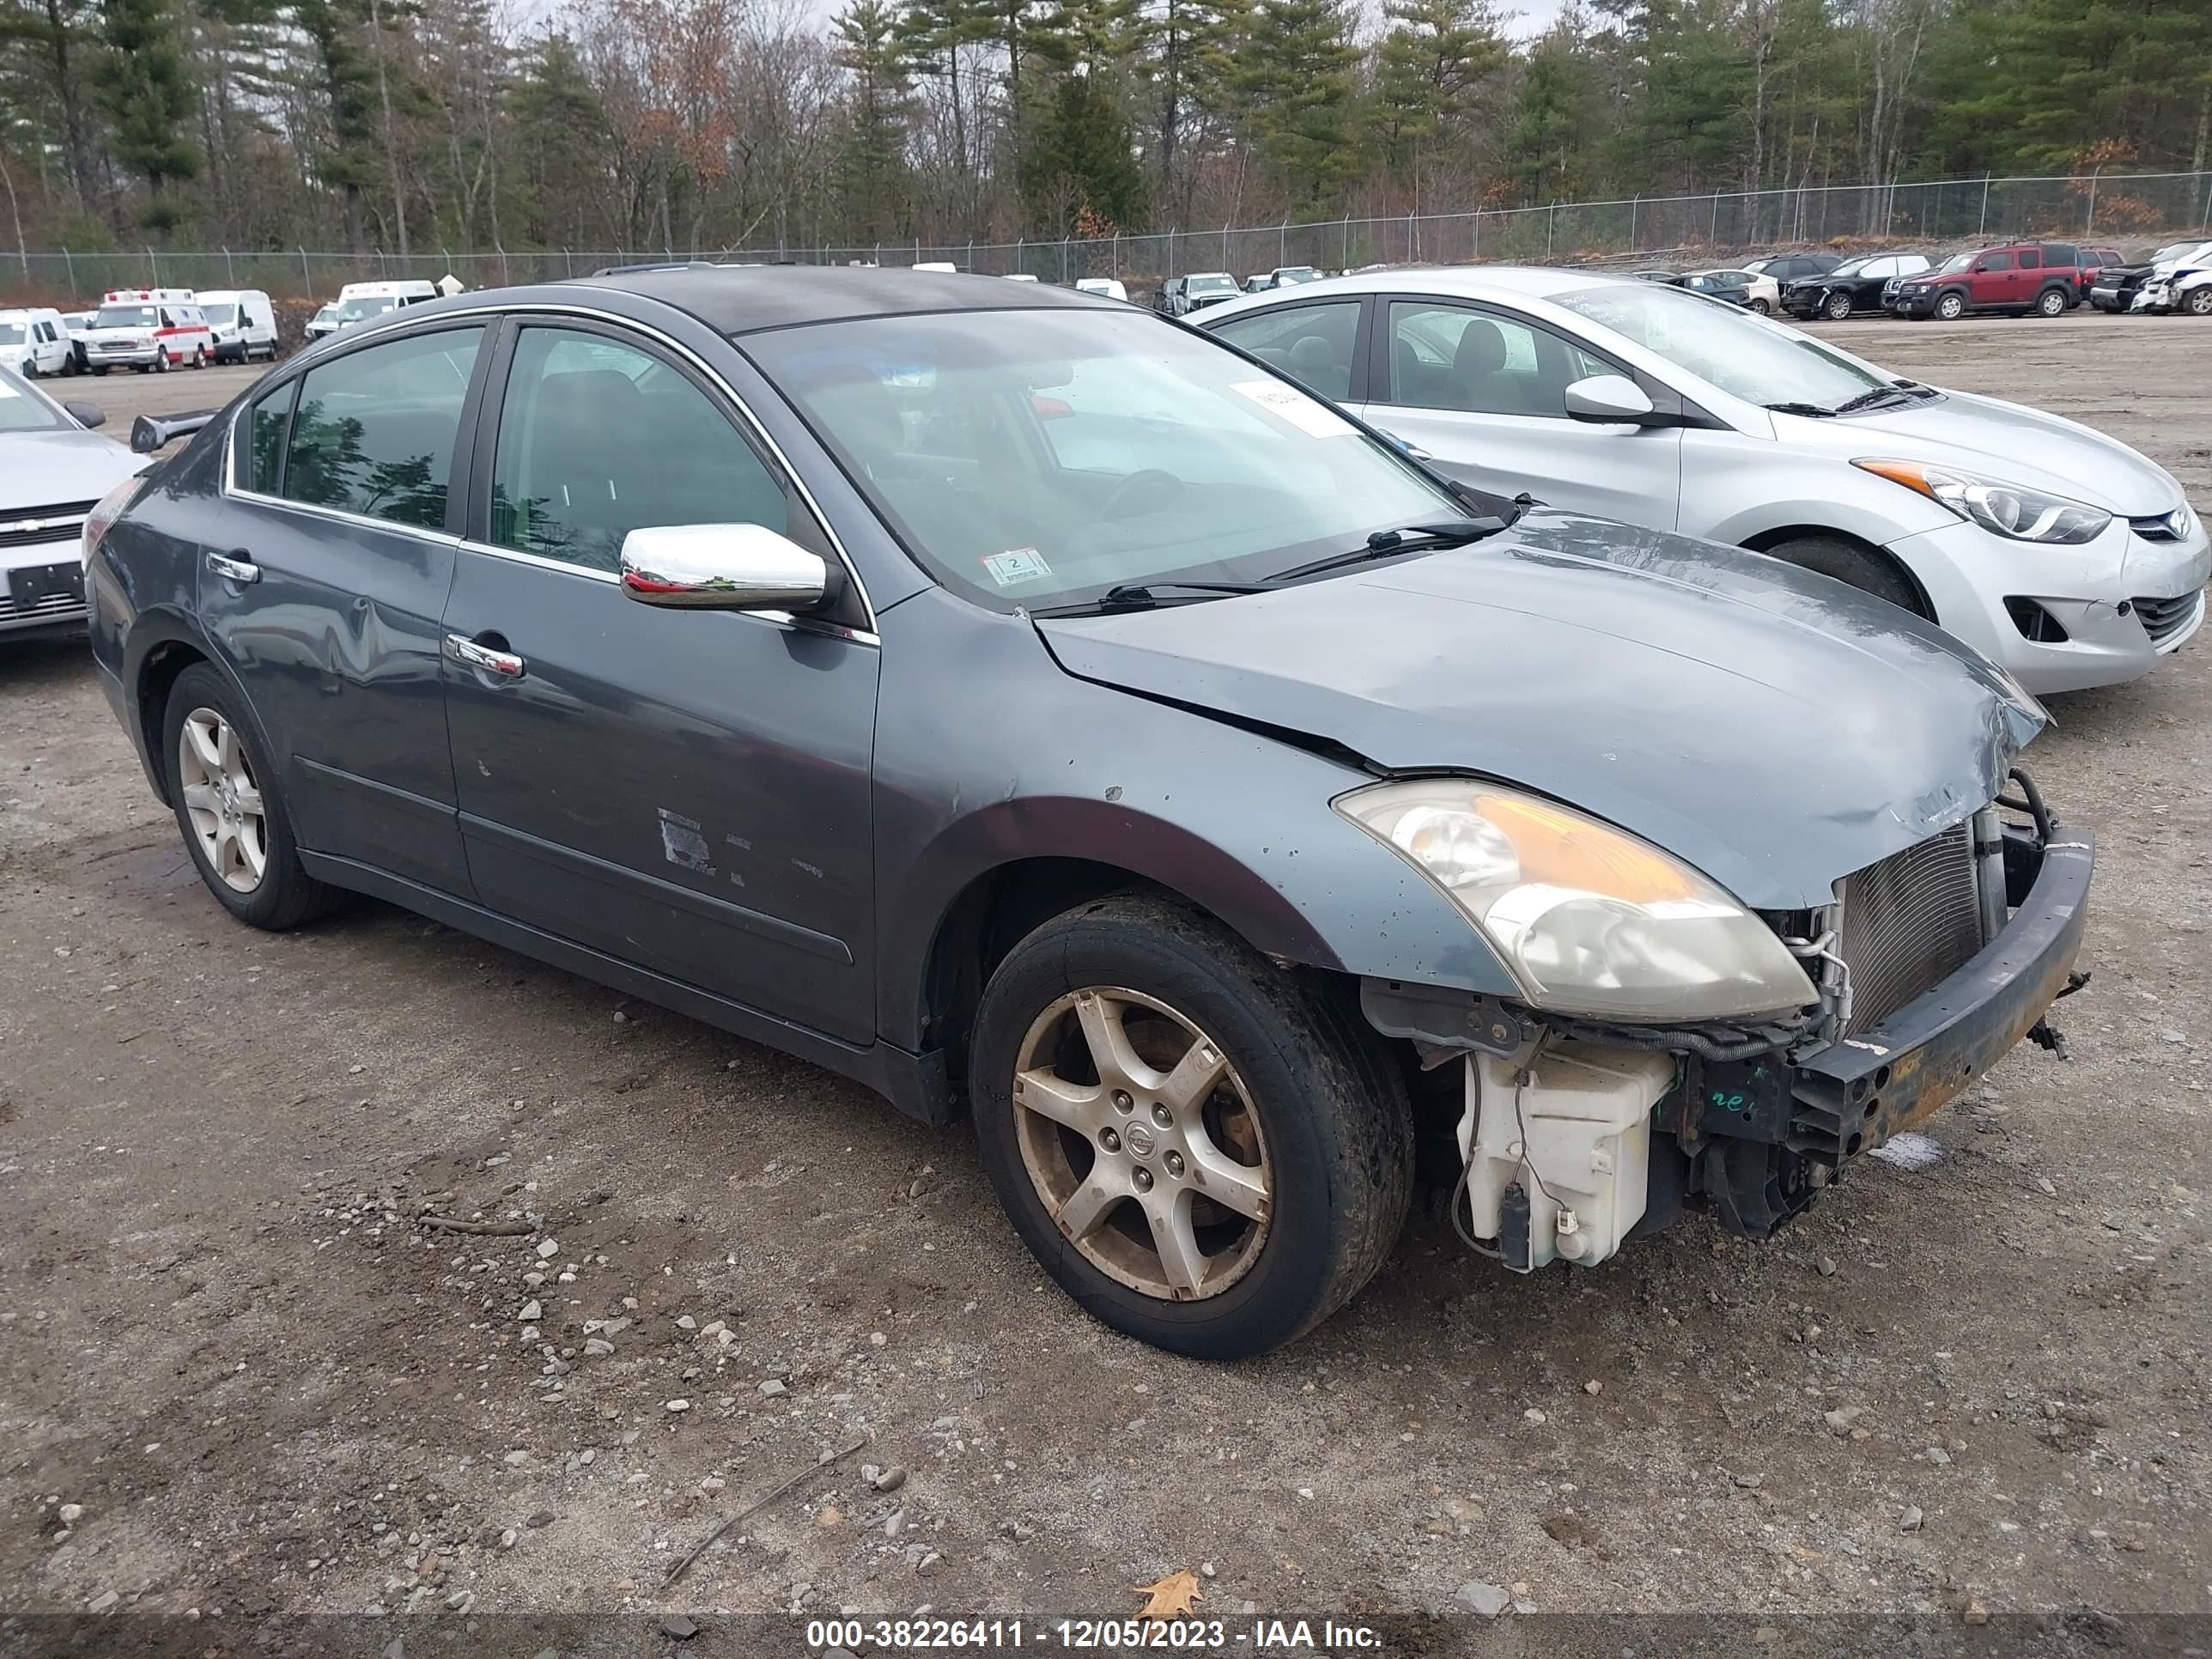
[1133, 1569, 1203, 1620]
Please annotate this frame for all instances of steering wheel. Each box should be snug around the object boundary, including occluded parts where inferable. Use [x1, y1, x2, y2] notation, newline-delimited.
[1097, 468, 1186, 521]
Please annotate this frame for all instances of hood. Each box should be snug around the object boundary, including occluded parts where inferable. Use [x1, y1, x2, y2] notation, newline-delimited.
[0, 428, 145, 508]
[1794, 389, 2181, 515]
[1036, 513, 2045, 910]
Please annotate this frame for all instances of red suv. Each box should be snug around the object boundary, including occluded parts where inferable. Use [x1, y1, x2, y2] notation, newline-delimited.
[1886, 241, 2087, 320]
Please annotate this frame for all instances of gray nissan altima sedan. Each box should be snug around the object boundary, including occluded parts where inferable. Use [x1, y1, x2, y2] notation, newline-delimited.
[84, 270, 2092, 1359]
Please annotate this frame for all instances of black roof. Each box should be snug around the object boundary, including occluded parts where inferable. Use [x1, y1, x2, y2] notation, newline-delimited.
[574, 266, 1110, 335]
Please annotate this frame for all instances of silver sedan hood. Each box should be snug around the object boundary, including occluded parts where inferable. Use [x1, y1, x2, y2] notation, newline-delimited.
[0, 428, 144, 511]
[1790, 388, 2183, 516]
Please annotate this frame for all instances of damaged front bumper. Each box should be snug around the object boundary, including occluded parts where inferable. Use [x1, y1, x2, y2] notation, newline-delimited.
[1364, 811, 2093, 1269]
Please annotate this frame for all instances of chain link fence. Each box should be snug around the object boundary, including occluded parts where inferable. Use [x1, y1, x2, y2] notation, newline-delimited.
[9, 169, 2211, 303]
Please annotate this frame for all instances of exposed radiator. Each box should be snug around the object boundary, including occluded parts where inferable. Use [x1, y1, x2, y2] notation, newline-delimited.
[1837, 821, 1985, 1033]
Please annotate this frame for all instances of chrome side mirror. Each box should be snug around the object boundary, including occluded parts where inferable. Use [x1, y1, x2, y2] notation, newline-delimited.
[1563, 374, 1657, 425]
[619, 523, 830, 612]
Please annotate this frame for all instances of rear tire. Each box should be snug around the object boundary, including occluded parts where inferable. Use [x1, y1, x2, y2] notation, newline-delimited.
[969, 894, 1413, 1360]
[161, 663, 347, 932]
[1757, 534, 1923, 616]
[2034, 286, 2068, 318]
[1750, 296, 1772, 315]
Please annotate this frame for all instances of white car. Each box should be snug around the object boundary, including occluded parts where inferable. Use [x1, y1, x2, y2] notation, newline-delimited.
[0, 308, 74, 379]
[0, 363, 145, 640]
[1200, 265, 2207, 694]
[303, 302, 341, 343]
[1074, 276, 1129, 303]
[2133, 241, 2212, 316]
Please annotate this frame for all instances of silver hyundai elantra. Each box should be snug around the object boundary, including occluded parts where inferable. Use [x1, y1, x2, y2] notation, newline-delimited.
[1200, 267, 2208, 695]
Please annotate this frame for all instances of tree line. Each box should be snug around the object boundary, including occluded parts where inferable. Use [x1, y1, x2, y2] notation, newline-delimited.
[1, 0, 2206, 259]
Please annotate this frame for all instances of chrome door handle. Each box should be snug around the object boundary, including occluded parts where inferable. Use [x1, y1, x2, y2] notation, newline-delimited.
[207, 551, 259, 584]
[444, 633, 526, 678]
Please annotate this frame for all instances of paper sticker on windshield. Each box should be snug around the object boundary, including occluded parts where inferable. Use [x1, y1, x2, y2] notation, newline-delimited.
[984, 548, 1054, 586]
[1230, 379, 1356, 438]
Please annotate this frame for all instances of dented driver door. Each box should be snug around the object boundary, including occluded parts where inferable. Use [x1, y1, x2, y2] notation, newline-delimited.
[439, 316, 879, 1042]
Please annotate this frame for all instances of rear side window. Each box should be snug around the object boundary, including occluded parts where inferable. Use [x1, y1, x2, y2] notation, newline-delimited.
[2018, 249, 2040, 270]
[2043, 244, 2075, 267]
[283, 326, 483, 531]
[239, 382, 295, 494]
[489, 326, 787, 572]
[1207, 301, 1362, 400]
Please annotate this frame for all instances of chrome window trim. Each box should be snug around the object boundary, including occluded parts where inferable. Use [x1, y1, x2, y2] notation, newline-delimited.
[226, 483, 464, 549]
[223, 299, 878, 633]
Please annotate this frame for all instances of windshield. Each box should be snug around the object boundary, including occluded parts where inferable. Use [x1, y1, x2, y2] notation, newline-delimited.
[0, 324, 23, 344]
[1939, 252, 1976, 273]
[334, 296, 398, 323]
[95, 304, 159, 330]
[203, 303, 237, 325]
[1826, 257, 1872, 278]
[2156, 241, 2212, 269]
[750, 307, 1458, 608]
[1186, 275, 1237, 294]
[0, 365, 67, 432]
[1553, 282, 1891, 408]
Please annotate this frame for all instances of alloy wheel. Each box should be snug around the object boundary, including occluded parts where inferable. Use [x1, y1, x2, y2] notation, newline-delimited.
[1011, 986, 1272, 1302]
[177, 707, 268, 893]
[1937, 294, 1964, 320]
[2186, 289, 2212, 317]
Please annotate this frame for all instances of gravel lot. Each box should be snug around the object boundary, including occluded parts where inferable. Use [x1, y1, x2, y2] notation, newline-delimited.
[3, 313, 2208, 1636]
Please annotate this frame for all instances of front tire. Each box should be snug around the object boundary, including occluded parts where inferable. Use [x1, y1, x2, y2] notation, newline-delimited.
[2185, 288, 2212, 318]
[1936, 291, 1966, 321]
[162, 664, 345, 931]
[969, 894, 1413, 1360]
[1757, 534, 1923, 616]
[1824, 290, 1853, 321]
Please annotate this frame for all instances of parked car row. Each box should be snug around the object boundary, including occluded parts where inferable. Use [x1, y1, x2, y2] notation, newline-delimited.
[61, 264, 2158, 1359]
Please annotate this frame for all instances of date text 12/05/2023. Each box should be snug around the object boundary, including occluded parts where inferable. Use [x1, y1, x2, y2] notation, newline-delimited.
[805, 1617, 1387, 1650]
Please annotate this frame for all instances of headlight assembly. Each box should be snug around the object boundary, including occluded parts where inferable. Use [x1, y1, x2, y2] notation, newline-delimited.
[1335, 779, 1817, 1022]
[1854, 458, 2111, 544]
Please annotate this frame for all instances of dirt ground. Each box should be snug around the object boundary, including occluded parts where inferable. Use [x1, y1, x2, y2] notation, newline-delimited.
[3, 313, 2208, 1643]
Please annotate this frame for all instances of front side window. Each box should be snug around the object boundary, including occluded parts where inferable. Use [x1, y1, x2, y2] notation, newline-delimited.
[0, 366, 70, 432]
[1979, 252, 2014, 273]
[1207, 301, 1361, 400]
[748, 307, 1455, 610]
[489, 326, 787, 573]
[282, 325, 483, 530]
[1382, 301, 1608, 418]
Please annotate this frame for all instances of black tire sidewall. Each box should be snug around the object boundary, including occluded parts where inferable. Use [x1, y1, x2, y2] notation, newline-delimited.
[970, 899, 1409, 1360]
[2038, 288, 2065, 317]
[161, 663, 326, 930]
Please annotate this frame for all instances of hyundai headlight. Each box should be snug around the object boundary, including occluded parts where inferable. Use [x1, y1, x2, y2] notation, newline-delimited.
[1855, 459, 2112, 544]
[1335, 780, 1817, 1022]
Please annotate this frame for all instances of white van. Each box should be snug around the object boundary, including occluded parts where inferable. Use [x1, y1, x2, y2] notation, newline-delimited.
[84, 289, 216, 374]
[0, 308, 73, 378]
[197, 289, 279, 363]
[321, 279, 441, 336]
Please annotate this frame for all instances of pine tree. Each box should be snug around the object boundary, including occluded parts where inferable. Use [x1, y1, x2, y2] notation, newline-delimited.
[1231, 0, 1358, 210]
[509, 33, 611, 247]
[1367, 0, 1507, 187]
[94, 0, 200, 227]
[833, 0, 913, 240]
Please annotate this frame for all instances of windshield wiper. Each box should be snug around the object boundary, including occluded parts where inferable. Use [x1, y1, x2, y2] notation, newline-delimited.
[1764, 400, 1836, 418]
[1032, 580, 1275, 617]
[1830, 386, 1917, 415]
[1271, 517, 1504, 583]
